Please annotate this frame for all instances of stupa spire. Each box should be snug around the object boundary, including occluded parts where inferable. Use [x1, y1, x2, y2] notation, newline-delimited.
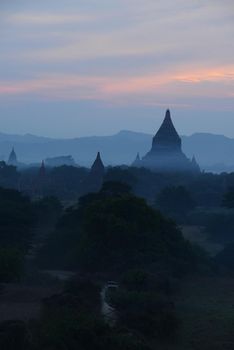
[91, 152, 105, 175]
[8, 147, 18, 166]
[152, 109, 181, 151]
[141, 109, 200, 173]
[132, 152, 141, 167]
[165, 109, 172, 122]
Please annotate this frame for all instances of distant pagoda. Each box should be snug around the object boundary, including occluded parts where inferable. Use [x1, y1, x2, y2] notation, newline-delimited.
[8, 147, 18, 166]
[191, 155, 200, 173]
[84, 152, 105, 192]
[90, 152, 105, 178]
[136, 110, 200, 173]
[132, 152, 141, 167]
[38, 160, 46, 178]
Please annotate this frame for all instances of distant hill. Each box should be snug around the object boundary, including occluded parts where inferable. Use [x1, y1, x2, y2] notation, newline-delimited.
[182, 133, 234, 172]
[1, 130, 234, 172]
[0, 132, 52, 144]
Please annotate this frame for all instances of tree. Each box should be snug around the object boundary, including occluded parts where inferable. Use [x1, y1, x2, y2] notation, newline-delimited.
[105, 168, 137, 189]
[101, 181, 132, 196]
[215, 243, 234, 271]
[0, 248, 23, 282]
[0, 187, 35, 250]
[0, 320, 31, 350]
[108, 288, 178, 338]
[222, 187, 234, 208]
[33, 196, 63, 225]
[0, 161, 20, 189]
[156, 186, 196, 219]
[38, 182, 207, 275]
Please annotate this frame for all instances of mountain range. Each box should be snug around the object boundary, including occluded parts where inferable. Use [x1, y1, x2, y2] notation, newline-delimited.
[1, 130, 234, 172]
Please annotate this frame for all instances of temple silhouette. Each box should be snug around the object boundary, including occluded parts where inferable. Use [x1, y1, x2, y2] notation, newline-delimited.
[132, 110, 200, 173]
[8, 147, 18, 166]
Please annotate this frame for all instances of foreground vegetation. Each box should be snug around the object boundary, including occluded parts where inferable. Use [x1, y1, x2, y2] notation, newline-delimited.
[1, 166, 234, 349]
[37, 182, 208, 276]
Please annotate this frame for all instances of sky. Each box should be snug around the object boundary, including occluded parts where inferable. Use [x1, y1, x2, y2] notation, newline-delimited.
[0, 0, 234, 138]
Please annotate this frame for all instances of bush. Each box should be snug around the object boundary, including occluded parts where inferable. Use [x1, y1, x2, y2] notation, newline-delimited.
[156, 186, 196, 220]
[33, 312, 150, 350]
[223, 187, 234, 208]
[33, 196, 63, 225]
[65, 276, 101, 312]
[37, 183, 210, 276]
[108, 289, 178, 339]
[215, 243, 234, 271]
[121, 269, 175, 295]
[0, 320, 31, 350]
[0, 187, 35, 251]
[0, 248, 23, 282]
[205, 212, 234, 243]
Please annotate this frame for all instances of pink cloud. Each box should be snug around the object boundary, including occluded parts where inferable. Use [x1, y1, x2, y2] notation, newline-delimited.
[0, 66, 233, 107]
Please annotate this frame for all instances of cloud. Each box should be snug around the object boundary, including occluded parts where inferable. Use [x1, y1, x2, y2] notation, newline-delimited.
[5, 12, 98, 25]
[2, 0, 233, 71]
[0, 66, 233, 108]
[0, 0, 233, 133]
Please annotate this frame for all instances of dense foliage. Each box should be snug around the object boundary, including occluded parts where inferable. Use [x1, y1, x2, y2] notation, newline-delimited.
[0, 161, 19, 189]
[0, 187, 36, 281]
[215, 244, 234, 271]
[1, 163, 233, 349]
[156, 186, 196, 219]
[38, 182, 208, 276]
[33, 196, 63, 225]
[9, 164, 234, 206]
[0, 187, 34, 250]
[107, 269, 178, 339]
[223, 187, 234, 208]
[0, 276, 151, 350]
[0, 248, 23, 282]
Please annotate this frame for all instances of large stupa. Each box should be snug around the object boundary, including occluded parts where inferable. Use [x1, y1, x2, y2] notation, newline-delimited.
[132, 110, 200, 173]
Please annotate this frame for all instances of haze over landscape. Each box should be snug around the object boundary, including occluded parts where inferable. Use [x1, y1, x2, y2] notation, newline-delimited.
[2, 3, 234, 350]
[2, 129, 234, 172]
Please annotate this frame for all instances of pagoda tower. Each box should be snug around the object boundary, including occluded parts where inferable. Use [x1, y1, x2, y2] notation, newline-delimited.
[8, 147, 18, 166]
[90, 152, 105, 177]
[140, 110, 200, 173]
[132, 153, 141, 167]
[87, 152, 105, 192]
[151, 109, 181, 152]
[191, 155, 201, 173]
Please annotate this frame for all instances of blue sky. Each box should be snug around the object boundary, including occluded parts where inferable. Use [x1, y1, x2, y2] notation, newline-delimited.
[0, 0, 233, 137]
